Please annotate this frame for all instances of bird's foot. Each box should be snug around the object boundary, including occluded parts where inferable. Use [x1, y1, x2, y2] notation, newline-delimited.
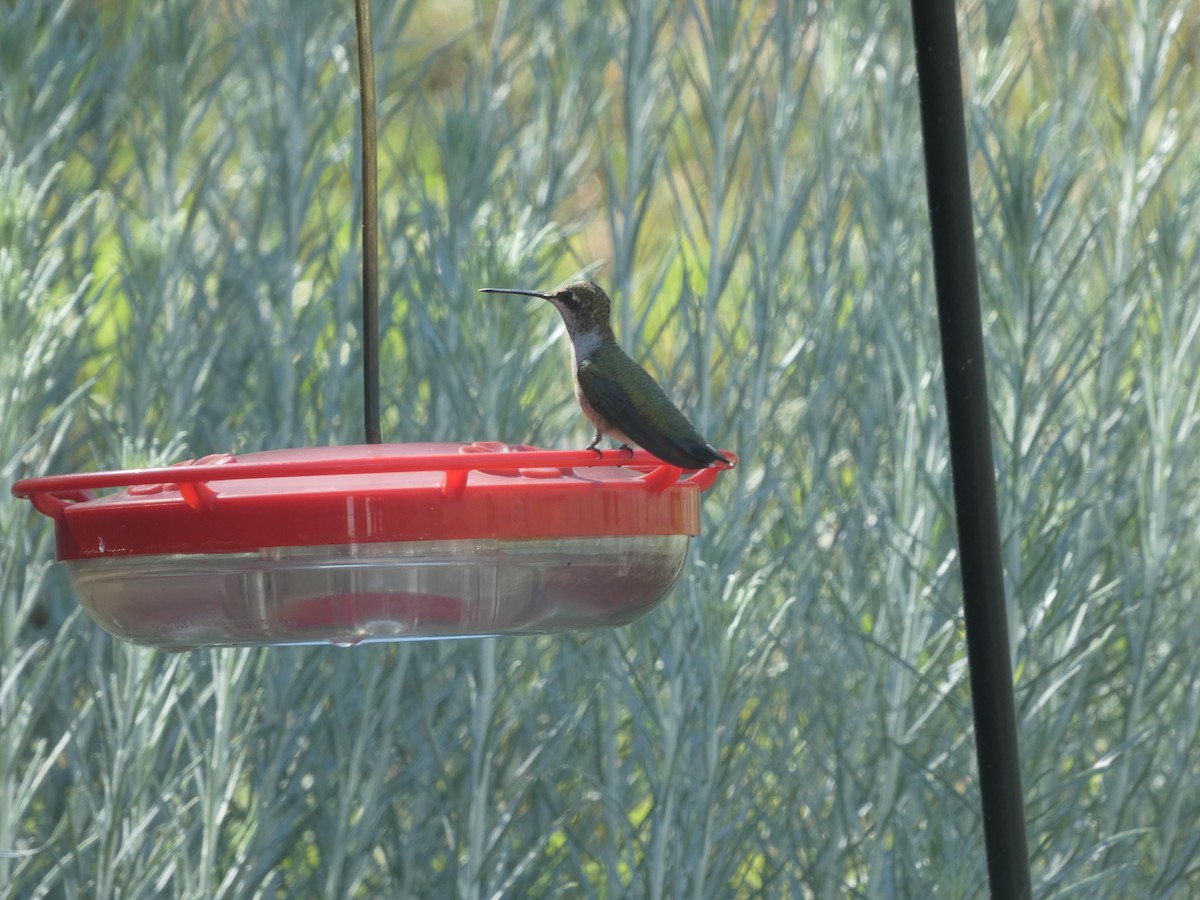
[618, 444, 635, 459]
[586, 431, 604, 458]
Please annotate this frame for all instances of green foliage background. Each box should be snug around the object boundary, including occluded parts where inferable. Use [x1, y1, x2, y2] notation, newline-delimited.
[3, 0, 1200, 895]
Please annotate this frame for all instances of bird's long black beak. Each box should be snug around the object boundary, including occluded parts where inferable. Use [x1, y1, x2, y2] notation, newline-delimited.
[478, 288, 554, 300]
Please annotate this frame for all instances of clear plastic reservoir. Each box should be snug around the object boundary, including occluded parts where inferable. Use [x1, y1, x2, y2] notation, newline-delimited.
[66, 535, 690, 649]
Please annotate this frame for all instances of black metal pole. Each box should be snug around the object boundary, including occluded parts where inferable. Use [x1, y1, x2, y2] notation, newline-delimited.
[908, 3, 1032, 897]
[355, 0, 382, 444]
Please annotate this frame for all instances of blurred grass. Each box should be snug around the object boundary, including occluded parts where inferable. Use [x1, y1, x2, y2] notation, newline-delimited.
[3, 0, 1200, 895]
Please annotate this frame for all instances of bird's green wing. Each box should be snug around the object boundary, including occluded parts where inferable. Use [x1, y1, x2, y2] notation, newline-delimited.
[577, 359, 726, 468]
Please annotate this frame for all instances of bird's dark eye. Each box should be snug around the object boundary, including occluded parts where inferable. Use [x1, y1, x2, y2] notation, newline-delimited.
[558, 291, 577, 307]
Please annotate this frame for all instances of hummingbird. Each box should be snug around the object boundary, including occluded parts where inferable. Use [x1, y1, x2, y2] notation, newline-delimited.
[478, 280, 730, 469]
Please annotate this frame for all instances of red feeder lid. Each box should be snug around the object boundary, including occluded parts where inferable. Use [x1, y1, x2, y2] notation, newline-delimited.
[12, 442, 736, 561]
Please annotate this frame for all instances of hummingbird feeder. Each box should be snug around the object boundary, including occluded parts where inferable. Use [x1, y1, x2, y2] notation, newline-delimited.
[8, 0, 734, 649]
[12, 443, 734, 649]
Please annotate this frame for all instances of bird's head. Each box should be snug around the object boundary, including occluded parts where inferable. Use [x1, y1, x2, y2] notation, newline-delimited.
[479, 280, 613, 340]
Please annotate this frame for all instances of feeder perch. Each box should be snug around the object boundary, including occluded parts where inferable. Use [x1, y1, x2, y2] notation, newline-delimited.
[12, 442, 734, 649]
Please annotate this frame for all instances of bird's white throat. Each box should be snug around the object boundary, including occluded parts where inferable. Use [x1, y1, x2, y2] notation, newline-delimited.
[569, 331, 603, 367]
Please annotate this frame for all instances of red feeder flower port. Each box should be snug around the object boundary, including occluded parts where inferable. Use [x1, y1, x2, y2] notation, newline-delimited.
[11, 442, 735, 649]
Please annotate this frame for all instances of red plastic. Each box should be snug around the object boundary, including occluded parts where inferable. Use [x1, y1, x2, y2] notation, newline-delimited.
[13, 442, 737, 561]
